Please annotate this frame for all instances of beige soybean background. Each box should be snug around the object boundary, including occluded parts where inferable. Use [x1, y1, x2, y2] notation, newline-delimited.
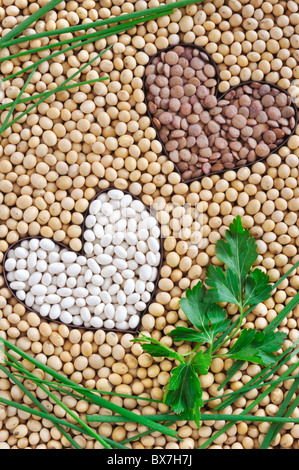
[0, 0, 299, 449]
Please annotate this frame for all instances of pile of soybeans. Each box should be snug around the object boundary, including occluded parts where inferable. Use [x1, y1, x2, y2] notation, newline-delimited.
[0, 0, 299, 450]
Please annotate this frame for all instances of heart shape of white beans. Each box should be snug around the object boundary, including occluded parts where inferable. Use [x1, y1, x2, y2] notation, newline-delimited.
[4, 189, 161, 331]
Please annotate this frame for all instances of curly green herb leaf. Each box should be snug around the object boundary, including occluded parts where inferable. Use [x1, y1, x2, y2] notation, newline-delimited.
[164, 363, 203, 427]
[224, 329, 287, 366]
[244, 268, 273, 308]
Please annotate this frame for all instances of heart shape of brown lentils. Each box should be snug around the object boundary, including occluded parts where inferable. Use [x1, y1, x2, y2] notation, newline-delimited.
[144, 44, 298, 183]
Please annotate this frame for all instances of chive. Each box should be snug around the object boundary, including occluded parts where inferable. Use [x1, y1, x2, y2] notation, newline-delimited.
[0, 34, 108, 86]
[0, 337, 178, 438]
[0, 77, 108, 111]
[0, 0, 204, 48]
[86, 414, 179, 424]
[87, 412, 299, 425]
[203, 373, 299, 405]
[1, 45, 111, 133]
[0, 8, 174, 130]
[0, 394, 127, 449]
[32, 384, 113, 449]
[200, 414, 299, 424]
[2, 351, 131, 450]
[264, 291, 299, 334]
[216, 361, 243, 391]
[0, 8, 173, 57]
[1, 11, 163, 85]
[11, 370, 86, 402]
[215, 343, 299, 411]
[0, 64, 38, 136]
[0, 0, 63, 46]
[8, 363, 112, 449]
[120, 422, 173, 445]
[1, 351, 113, 449]
[198, 358, 299, 449]
[0, 8, 173, 67]
[1, 36, 98, 84]
[0, 395, 84, 429]
[4, 355, 160, 436]
[0, 363, 81, 449]
[260, 377, 299, 449]
[13, 372, 162, 404]
[7, 359, 175, 438]
[0, 35, 95, 63]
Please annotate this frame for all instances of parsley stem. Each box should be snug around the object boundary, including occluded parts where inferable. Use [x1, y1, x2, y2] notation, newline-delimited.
[213, 259, 299, 359]
[214, 306, 244, 354]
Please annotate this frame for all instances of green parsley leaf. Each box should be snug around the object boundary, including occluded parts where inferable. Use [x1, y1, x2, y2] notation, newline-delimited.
[179, 281, 208, 331]
[253, 330, 287, 353]
[193, 351, 211, 376]
[132, 334, 184, 363]
[179, 282, 229, 344]
[244, 268, 273, 308]
[206, 266, 241, 306]
[168, 327, 205, 342]
[225, 329, 287, 366]
[164, 363, 203, 427]
[133, 216, 290, 425]
[194, 303, 231, 344]
[215, 215, 258, 288]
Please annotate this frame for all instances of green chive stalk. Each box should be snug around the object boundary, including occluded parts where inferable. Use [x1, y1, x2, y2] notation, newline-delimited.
[13, 373, 162, 404]
[1, 9, 172, 85]
[0, 65, 38, 135]
[198, 359, 299, 449]
[0, 0, 63, 46]
[0, 338, 178, 438]
[0, 0, 205, 48]
[0, 363, 81, 449]
[215, 343, 299, 411]
[86, 412, 299, 425]
[0, 8, 172, 65]
[0, 77, 109, 112]
[260, 378, 299, 449]
[0, 395, 128, 449]
[1, 45, 111, 133]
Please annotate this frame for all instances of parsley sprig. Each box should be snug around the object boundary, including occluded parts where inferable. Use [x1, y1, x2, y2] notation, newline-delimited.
[134, 216, 294, 425]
